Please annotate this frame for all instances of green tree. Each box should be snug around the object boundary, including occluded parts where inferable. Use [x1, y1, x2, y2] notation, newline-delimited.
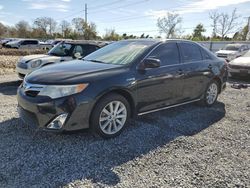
[82, 22, 98, 40]
[103, 29, 121, 41]
[192, 23, 206, 40]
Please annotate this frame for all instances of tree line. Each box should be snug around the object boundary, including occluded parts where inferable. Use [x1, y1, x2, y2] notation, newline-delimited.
[0, 8, 249, 41]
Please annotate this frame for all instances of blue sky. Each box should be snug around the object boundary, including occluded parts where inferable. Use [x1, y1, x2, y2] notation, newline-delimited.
[0, 0, 250, 37]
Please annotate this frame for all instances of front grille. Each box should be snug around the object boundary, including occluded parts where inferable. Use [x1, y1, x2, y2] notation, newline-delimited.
[17, 61, 27, 69]
[217, 54, 228, 58]
[229, 64, 250, 70]
[18, 106, 38, 127]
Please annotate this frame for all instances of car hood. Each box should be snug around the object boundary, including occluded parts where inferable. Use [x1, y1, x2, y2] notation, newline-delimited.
[25, 60, 122, 84]
[20, 54, 60, 63]
[216, 50, 237, 55]
[6, 41, 19, 45]
[230, 57, 250, 67]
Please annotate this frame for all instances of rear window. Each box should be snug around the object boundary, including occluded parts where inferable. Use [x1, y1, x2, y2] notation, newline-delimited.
[223, 45, 240, 51]
[179, 43, 202, 63]
[201, 48, 214, 60]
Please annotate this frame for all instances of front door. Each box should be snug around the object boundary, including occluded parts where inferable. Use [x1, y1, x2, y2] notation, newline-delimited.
[135, 42, 185, 113]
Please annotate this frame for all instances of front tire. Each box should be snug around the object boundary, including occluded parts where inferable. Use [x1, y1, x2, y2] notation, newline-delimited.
[201, 80, 219, 107]
[90, 94, 130, 138]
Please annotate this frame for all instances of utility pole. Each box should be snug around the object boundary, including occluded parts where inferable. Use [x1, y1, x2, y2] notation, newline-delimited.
[85, 3, 88, 23]
[247, 16, 250, 40]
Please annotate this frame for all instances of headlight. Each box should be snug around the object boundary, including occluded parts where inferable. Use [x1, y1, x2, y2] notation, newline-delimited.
[227, 54, 236, 60]
[30, 59, 42, 68]
[38, 84, 88, 99]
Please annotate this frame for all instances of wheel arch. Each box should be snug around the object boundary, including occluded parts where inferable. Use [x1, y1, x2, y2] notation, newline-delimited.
[212, 76, 222, 93]
[90, 88, 136, 122]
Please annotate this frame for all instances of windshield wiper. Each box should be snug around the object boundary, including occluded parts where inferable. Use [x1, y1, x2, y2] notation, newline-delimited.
[48, 52, 59, 56]
[84, 59, 108, 64]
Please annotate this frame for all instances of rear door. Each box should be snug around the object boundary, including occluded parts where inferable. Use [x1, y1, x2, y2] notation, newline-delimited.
[178, 42, 212, 100]
[20, 40, 28, 49]
[136, 42, 185, 113]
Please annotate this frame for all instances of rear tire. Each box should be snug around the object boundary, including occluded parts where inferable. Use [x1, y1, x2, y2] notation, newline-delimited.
[200, 80, 219, 107]
[90, 93, 131, 138]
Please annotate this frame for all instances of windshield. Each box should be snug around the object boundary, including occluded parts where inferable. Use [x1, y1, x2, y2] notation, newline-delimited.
[223, 45, 240, 51]
[48, 43, 73, 56]
[83, 40, 156, 65]
[243, 50, 250, 57]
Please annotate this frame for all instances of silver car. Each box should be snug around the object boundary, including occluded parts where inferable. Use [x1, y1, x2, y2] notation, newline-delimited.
[228, 50, 250, 77]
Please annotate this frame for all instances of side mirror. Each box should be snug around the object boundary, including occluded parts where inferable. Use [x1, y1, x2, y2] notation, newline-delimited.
[139, 58, 161, 70]
[73, 52, 82, 59]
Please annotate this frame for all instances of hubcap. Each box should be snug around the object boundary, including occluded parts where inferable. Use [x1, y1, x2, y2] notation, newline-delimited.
[206, 83, 218, 105]
[99, 101, 127, 135]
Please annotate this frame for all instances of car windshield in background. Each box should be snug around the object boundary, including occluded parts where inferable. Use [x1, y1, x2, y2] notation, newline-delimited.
[48, 43, 72, 56]
[83, 40, 156, 65]
[242, 50, 250, 57]
[223, 45, 240, 51]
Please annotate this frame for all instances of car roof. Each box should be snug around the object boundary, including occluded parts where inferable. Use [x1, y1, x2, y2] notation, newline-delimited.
[120, 38, 200, 44]
[64, 40, 109, 47]
[226, 43, 246, 47]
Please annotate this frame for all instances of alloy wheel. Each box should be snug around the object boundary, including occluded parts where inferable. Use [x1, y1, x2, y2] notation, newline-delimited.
[99, 101, 127, 135]
[206, 83, 218, 105]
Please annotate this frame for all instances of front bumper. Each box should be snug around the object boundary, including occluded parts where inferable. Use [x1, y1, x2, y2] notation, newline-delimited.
[17, 87, 94, 132]
[16, 66, 32, 79]
[228, 67, 250, 77]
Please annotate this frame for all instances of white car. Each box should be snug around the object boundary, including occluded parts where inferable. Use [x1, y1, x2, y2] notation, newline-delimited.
[215, 44, 249, 62]
[5, 39, 41, 49]
[16, 41, 106, 79]
[228, 50, 250, 78]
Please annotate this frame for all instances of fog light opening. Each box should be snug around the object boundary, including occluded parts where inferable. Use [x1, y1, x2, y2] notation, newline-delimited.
[47, 113, 68, 130]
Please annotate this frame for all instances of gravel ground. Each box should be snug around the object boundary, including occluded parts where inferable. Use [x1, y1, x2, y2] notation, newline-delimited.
[0, 74, 249, 188]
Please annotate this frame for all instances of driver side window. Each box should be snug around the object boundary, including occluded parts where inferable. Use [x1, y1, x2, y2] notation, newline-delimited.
[148, 42, 180, 66]
[73, 45, 84, 55]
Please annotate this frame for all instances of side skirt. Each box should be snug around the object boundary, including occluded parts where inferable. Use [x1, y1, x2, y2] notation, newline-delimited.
[137, 99, 201, 116]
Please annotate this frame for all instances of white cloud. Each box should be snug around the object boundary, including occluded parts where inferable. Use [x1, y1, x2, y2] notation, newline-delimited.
[23, 0, 70, 12]
[0, 5, 3, 10]
[177, 0, 250, 14]
[145, 0, 250, 19]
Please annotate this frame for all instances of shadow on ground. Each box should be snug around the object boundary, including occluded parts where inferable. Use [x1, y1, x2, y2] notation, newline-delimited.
[228, 77, 250, 84]
[0, 101, 225, 187]
[0, 80, 22, 96]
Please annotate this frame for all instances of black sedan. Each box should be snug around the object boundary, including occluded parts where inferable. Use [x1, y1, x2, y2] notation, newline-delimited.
[17, 39, 227, 138]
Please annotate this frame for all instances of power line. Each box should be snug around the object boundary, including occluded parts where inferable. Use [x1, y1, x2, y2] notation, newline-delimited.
[88, 0, 122, 10]
[89, 0, 150, 14]
[55, 10, 84, 22]
[115, 25, 213, 34]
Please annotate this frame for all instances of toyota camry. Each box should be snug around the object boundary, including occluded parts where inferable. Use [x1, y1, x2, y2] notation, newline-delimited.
[17, 39, 227, 138]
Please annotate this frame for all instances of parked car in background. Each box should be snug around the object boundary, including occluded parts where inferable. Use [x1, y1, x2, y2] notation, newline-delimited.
[16, 40, 107, 79]
[17, 39, 227, 138]
[215, 44, 249, 62]
[0, 38, 17, 47]
[38, 41, 53, 50]
[51, 39, 72, 47]
[4, 39, 52, 50]
[228, 50, 250, 78]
